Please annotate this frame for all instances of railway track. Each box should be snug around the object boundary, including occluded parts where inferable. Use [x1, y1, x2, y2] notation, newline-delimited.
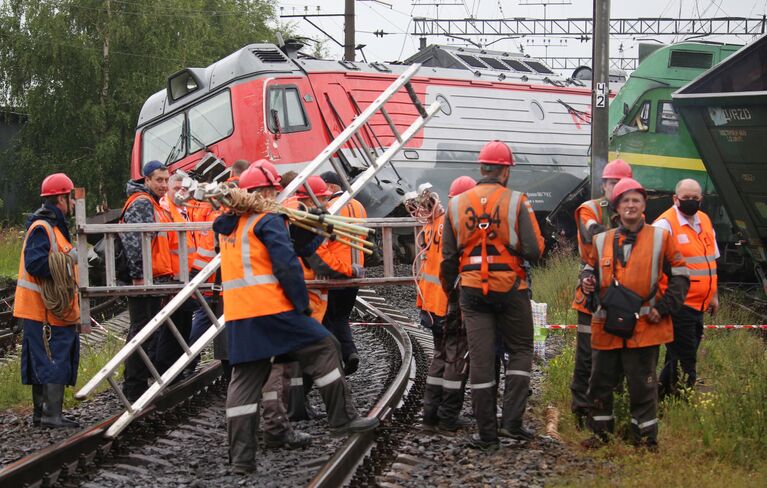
[0, 289, 431, 487]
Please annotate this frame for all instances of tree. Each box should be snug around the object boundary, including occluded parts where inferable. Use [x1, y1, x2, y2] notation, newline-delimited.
[0, 0, 278, 219]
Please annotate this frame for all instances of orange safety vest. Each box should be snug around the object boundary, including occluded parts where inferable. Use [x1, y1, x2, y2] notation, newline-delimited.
[160, 195, 196, 279]
[327, 195, 366, 269]
[416, 215, 449, 316]
[590, 226, 687, 350]
[450, 184, 528, 294]
[14, 220, 80, 326]
[122, 192, 174, 279]
[219, 213, 294, 320]
[572, 197, 612, 314]
[655, 207, 718, 312]
[190, 203, 220, 274]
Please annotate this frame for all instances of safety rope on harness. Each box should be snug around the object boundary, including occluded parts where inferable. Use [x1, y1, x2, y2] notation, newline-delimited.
[40, 251, 77, 319]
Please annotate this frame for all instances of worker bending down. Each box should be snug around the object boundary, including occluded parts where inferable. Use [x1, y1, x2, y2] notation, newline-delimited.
[215, 163, 378, 474]
[441, 140, 545, 450]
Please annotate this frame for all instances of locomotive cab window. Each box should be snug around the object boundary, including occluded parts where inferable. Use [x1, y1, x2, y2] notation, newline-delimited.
[628, 101, 651, 132]
[143, 112, 186, 166]
[188, 91, 234, 152]
[267, 86, 310, 133]
[656, 101, 679, 135]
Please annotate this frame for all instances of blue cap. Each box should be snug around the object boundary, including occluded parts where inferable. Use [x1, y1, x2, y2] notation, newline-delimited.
[142, 160, 167, 177]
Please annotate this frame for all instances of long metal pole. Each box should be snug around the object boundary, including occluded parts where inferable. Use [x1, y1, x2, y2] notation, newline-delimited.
[344, 0, 356, 61]
[590, 0, 610, 199]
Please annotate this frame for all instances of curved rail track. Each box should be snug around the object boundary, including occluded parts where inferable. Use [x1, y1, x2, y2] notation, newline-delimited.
[0, 289, 431, 487]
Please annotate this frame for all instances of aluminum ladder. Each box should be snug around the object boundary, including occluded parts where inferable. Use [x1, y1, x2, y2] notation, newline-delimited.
[75, 63, 441, 438]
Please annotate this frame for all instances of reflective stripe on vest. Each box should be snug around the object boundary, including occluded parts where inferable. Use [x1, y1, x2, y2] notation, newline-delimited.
[219, 213, 294, 320]
[13, 220, 80, 326]
[417, 217, 449, 316]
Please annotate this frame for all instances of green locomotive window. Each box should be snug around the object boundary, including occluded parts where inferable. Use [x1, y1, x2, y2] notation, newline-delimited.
[657, 101, 679, 134]
[628, 101, 651, 132]
[669, 51, 713, 70]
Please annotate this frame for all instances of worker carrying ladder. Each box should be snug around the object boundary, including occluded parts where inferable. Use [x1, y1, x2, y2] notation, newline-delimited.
[75, 64, 440, 438]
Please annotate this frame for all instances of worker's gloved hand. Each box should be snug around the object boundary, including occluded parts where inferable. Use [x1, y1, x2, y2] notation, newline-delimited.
[352, 264, 365, 278]
[588, 223, 606, 236]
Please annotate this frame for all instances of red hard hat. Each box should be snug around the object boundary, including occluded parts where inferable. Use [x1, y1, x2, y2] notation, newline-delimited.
[478, 140, 514, 166]
[448, 176, 477, 197]
[40, 173, 74, 197]
[611, 178, 646, 206]
[239, 159, 282, 191]
[602, 159, 633, 180]
[297, 176, 332, 199]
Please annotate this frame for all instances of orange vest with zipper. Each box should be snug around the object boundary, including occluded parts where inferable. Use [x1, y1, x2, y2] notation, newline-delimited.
[14, 220, 80, 326]
[121, 192, 174, 278]
[160, 195, 196, 278]
[219, 213, 294, 320]
[572, 197, 612, 314]
[417, 215, 449, 316]
[450, 184, 527, 294]
[589, 226, 686, 350]
[655, 207, 718, 312]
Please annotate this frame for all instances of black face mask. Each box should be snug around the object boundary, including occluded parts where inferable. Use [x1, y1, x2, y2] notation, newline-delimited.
[677, 199, 700, 216]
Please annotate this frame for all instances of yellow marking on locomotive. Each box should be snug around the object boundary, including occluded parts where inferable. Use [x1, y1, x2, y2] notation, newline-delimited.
[609, 152, 705, 171]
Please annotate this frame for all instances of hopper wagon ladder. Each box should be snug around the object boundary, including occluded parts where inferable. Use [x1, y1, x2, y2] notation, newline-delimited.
[75, 63, 441, 438]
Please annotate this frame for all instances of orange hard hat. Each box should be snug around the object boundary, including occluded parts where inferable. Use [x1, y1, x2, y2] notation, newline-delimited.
[602, 159, 633, 180]
[478, 140, 514, 166]
[611, 178, 646, 206]
[448, 176, 477, 197]
[297, 176, 332, 199]
[40, 173, 74, 197]
[239, 159, 282, 191]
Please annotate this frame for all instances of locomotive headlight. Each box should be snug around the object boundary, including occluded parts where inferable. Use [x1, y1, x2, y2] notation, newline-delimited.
[167, 69, 202, 101]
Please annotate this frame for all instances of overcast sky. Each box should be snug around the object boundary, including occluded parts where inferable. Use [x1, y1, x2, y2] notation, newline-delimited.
[276, 0, 764, 67]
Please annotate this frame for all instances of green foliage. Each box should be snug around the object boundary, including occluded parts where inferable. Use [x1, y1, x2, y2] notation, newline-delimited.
[0, 227, 23, 277]
[0, 0, 278, 219]
[531, 247, 580, 325]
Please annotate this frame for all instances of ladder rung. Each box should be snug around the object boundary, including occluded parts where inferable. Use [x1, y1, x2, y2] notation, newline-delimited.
[380, 107, 403, 143]
[194, 289, 220, 327]
[328, 157, 354, 194]
[137, 346, 164, 384]
[108, 375, 135, 413]
[404, 82, 428, 118]
[165, 317, 192, 356]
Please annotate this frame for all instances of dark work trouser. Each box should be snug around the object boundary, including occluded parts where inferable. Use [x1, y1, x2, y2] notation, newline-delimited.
[323, 287, 359, 362]
[589, 346, 660, 442]
[422, 312, 445, 426]
[226, 336, 357, 468]
[261, 363, 290, 437]
[154, 299, 194, 375]
[570, 311, 593, 414]
[439, 316, 469, 428]
[659, 306, 704, 393]
[461, 289, 533, 442]
[123, 296, 163, 400]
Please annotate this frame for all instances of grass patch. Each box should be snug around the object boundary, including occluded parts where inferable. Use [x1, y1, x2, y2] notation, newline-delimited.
[0, 331, 124, 412]
[534, 253, 767, 487]
[0, 226, 23, 279]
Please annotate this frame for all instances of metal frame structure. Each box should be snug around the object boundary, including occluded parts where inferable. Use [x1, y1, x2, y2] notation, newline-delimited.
[75, 63, 441, 438]
[411, 16, 767, 38]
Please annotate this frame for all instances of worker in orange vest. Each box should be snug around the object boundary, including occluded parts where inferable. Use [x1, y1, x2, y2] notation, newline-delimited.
[319, 172, 366, 375]
[216, 163, 378, 474]
[441, 140, 545, 450]
[580, 178, 689, 450]
[16, 173, 80, 428]
[119, 160, 174, 402]
[416, 176, 476, 434]
[570, 159, 632, 428]
[653, 178, 719, 397]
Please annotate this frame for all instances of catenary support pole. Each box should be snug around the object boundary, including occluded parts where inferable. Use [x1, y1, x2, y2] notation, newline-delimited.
[590, 0, 610, 199]
[345, 0, 356, 61]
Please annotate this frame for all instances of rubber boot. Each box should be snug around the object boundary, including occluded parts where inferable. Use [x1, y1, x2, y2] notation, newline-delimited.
[32, 384, 43, 426]
[41, 384, 80, 429]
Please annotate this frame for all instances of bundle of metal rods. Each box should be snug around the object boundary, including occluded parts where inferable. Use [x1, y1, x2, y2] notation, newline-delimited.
[203, 183, 375, 256]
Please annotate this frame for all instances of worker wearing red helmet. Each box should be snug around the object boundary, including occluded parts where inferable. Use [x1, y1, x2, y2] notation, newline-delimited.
[15, 173, 81, 428]
[579, 178, 689, 450]
[417, 176, 476, 434]
[215, 163, 377, 474]
[569, 159, 633, 428]
[441, 140, 545, 450]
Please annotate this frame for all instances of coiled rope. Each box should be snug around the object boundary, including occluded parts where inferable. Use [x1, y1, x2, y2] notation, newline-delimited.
[41, 251, 77, 318]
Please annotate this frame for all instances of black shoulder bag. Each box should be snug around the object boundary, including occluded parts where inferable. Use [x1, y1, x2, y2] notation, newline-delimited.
[600, 231, 656, 339]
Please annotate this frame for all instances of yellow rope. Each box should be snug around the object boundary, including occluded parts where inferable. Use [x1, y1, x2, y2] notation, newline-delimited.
[40, 251, 77, 319]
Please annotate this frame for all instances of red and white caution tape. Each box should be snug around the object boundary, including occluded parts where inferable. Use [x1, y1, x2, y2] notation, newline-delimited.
[545, 324, 767, 330]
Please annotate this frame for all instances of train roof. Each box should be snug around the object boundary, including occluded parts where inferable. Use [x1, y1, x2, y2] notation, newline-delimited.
[630, 41, 742, 85]
[137, 43, 570, 129]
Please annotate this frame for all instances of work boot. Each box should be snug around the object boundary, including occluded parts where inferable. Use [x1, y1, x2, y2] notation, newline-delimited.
[466, 433, 500, 451]
[581, 432, 610, 449]
[232, 463, 258, 475]
[263, 430, 312, 449]
[41, 384, 80, 429]
[498, 423, 535, 441]
[343, 353, 360, 376]
[32, 384, 44, 426]
[329, 416, 380, 437]
[420, 422, 438, 433]
[438, 416, 471, 434]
